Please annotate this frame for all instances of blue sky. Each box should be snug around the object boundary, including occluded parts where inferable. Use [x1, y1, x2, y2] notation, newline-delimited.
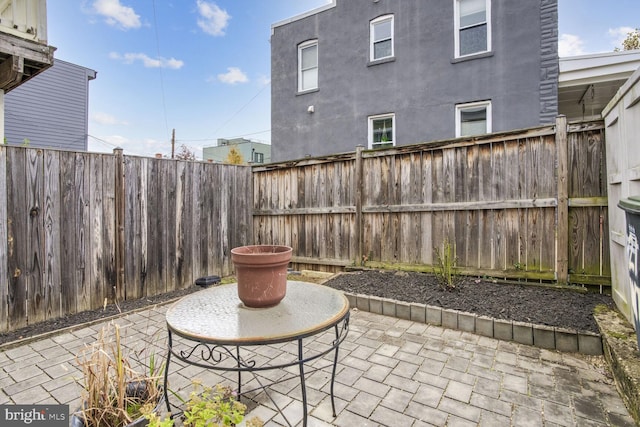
[47, 0, 639, 158]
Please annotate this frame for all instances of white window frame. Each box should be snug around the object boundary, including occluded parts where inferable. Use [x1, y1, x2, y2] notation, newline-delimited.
[455, 101, 492, 137]
[454, 0, 491, 58]
[298, 39, 318, 92]
[370, 15, 394, 61]
[368, 113, 396, 149]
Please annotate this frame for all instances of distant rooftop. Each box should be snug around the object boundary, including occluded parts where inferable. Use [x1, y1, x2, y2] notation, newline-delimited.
[559, 50, 640, 121]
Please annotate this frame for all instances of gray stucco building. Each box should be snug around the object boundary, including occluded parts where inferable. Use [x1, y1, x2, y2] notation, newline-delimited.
[270, 0, 558, 162]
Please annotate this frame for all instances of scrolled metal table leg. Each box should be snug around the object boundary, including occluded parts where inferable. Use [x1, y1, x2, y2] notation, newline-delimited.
[236, 346, 242, 398]
[330, 323, 340, 417]
[298, 338, 308, 427]
[164, 330, 173, 415]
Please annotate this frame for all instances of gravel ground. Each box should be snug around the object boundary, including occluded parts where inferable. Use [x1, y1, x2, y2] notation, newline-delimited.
[322, 270, 615, 333]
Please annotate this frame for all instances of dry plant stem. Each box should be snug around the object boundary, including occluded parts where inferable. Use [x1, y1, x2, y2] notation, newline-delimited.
[434, 240, 460, 290]
[76, 322, 163, 427]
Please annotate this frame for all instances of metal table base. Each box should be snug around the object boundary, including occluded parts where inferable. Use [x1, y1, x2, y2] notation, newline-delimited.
[163, 281, 350, 426]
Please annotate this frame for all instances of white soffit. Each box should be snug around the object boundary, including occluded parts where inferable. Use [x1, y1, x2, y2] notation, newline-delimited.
[559, 50, 640, 87]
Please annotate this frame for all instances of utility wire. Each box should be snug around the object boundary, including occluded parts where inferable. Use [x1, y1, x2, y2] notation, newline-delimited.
[151, 0, 171, 142]
[209, 83, 270, 138]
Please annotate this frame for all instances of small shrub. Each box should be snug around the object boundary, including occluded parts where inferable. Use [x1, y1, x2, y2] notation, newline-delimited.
[145, 382, 264, 427]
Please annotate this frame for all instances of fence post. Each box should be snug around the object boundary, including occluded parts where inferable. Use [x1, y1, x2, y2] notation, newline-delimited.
[113, 148, 125, 301]
[355, 145, 364, 264]
[556, 115, 569, 285]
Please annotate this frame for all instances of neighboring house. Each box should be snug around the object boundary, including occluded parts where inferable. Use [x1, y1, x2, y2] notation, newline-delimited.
[203, 138, 271, 165]
[4, 59, 97, 150]
[0, 0, 55, 139]
[270, 0, 558, 162]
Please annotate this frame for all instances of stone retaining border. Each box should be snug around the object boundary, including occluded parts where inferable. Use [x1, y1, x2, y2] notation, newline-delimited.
[594, 309, 640, 425]
[345, 292, 603, 355]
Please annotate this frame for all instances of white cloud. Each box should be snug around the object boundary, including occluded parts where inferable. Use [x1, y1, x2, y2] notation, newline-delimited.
[93, 0, 141, 30]
[109, 52, 184, 69]
[218, 67, 248, 84]
[92, 112, 129, 125]
[558, 34, 585, 57]
[196, 0, 230, 36]
[256, 75, 271, 86]
[608, 26, 636, 50]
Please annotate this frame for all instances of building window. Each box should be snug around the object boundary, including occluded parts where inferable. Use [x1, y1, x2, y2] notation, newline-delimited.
[369, 114, 395, 149]
[253, 152, 264, 164]
[456, 101, 491, 137]
[455, 0, 490, 57]
[370, 15, 394, 61]
[298, 40, 318, 92]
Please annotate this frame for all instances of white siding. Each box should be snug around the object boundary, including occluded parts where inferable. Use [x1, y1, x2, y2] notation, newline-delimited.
[603, 65, 640, 326]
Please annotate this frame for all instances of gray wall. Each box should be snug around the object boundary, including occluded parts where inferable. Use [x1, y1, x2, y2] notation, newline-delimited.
[4, 59, 96, 151]
[271, 0, 558, 162]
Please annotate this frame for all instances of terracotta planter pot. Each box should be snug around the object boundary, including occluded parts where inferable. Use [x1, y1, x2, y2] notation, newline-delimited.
[231, 245, 293, 308]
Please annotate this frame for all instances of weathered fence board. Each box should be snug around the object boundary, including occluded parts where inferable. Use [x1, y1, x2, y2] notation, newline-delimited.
[0, 147, 8, 330]
[101, 155, 116, 302]
[7, 149, 27, 329]
[89, 155, 104, 311]
[173, 160, 190, 290]
[60, 151, 76, 315]
[27, 149, 44, 325]
[164, 160, 177, 293]
[124, 156, 141, 300]
[76, 153, 91, 313]
[567, 127, 610, 281]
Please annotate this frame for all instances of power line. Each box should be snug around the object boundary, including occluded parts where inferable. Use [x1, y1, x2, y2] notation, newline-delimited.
[87, 134, 121, 151]
[88, 134, 158, 158]
[209, 83, 271, 138]
[151, 0, 171, 142]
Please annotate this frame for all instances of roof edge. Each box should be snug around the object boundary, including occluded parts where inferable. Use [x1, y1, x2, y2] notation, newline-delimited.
[559, 50, 640, 86]
[602, 64, 640, 117]
[271, 0, 336, 33]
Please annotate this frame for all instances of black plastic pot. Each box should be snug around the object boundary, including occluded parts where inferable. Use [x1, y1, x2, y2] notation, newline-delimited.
[70, 382, 163, 427]
[195, 275, 221, 288]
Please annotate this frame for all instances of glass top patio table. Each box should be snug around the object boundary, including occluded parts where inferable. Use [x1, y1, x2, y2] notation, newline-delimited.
[163, 280, 350, 426]
[165, 280, 350, 345]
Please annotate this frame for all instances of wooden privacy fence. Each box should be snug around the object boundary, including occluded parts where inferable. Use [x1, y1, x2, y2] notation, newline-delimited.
[0, 148, 252, 332]
[253, 117, 610, 287]
[0, 117, 608, 332]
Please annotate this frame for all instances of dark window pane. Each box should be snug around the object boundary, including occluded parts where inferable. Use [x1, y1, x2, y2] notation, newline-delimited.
[460, 106, 487, 136]
[460, 24, 487, 56]
[374, 39, 392, 59]
[373, 118, 393, 143]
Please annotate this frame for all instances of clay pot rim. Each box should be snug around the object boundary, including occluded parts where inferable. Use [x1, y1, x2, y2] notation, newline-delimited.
[231, 245, 292, 255]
